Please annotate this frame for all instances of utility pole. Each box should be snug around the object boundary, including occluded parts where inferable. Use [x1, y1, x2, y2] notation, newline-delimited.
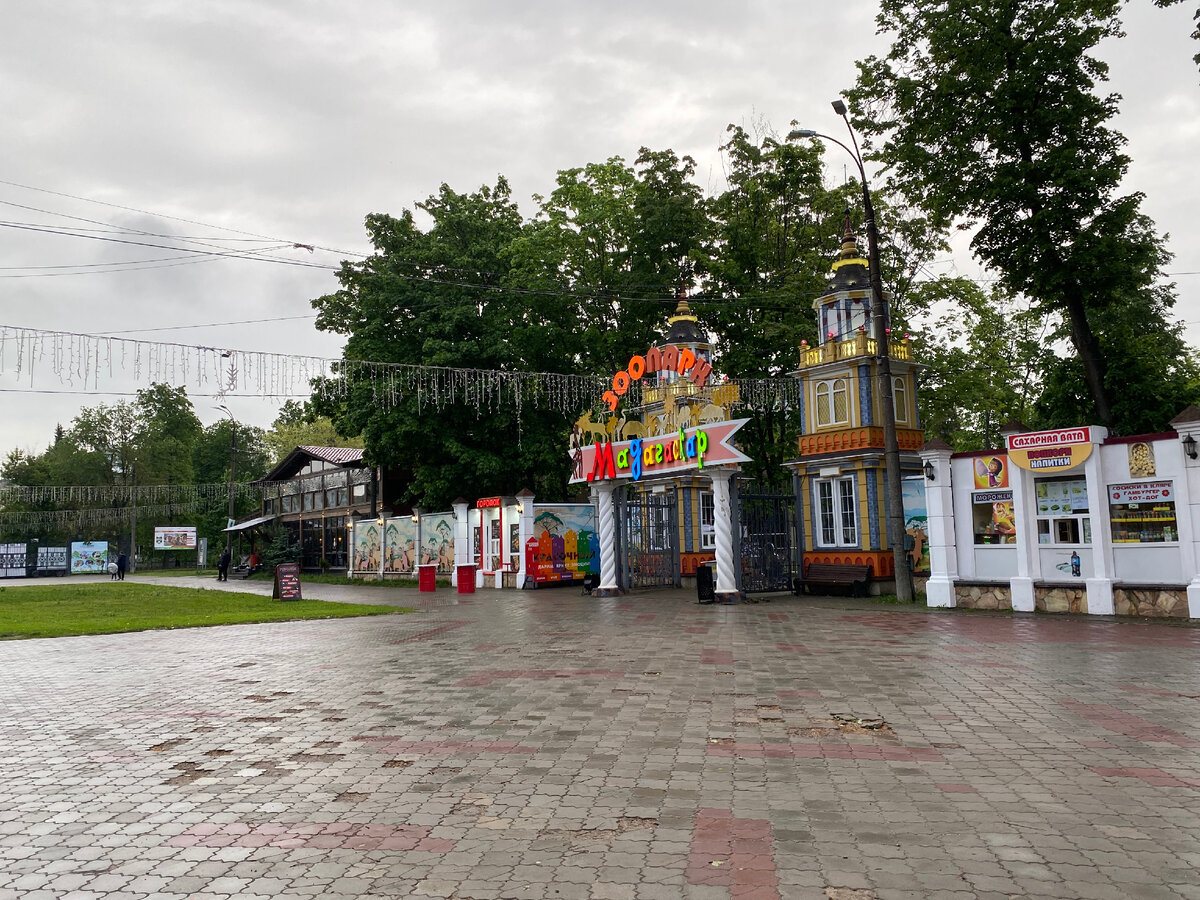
[219, 406, 237, 553]
[128, 466, 137, 574]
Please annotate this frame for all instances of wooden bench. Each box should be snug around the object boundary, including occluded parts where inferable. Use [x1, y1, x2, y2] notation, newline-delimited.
[799, 563, 872, 597]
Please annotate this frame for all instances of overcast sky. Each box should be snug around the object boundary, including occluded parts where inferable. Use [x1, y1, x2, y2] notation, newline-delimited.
[3, 1, 1198, 464]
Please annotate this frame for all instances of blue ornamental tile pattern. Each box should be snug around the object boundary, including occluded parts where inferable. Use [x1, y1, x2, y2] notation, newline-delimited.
[858, 364, 873, 426]
[866, 468, 880, 550]
[682, 487, 694, 552]
[912, 370, 922, 428]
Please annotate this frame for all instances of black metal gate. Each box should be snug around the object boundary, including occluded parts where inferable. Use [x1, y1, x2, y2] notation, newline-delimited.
[617, 486, 679, 589]
[738, 479, 798, 594]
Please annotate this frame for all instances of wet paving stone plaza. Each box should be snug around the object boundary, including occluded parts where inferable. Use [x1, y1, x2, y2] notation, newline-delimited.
[2, 580, 1199, 899]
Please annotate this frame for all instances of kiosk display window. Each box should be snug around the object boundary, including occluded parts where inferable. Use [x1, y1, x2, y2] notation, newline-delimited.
[1035, 476, 1090, 545]
[1108, 481, 1177, 543]
[972, 490, 1016, 545]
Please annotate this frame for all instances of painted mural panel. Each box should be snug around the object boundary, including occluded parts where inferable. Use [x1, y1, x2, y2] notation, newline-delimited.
[352, 521, 381, 575]
[384, 517, 417, 573]
[70, 541, 109, 574]
[419, 513, 455, 574]
[901, 478, 930, 574]
[528, 504, 599, 583]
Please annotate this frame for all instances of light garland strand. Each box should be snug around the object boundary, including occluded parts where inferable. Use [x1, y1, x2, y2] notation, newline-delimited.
[0, 499, 210, 528]
[0, 325, 801, 416]
[0, 482, 260, 505]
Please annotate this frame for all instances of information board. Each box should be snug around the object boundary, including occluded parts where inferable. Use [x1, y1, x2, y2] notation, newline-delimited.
[154, 526, 197, 549]
[273, 562, 302, 601]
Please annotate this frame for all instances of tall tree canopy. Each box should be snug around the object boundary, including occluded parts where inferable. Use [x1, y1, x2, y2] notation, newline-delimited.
[848, 0, 1199, 434]
[311, 132, 964, 500]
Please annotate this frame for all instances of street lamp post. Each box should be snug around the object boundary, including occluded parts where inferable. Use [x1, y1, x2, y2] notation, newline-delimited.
[788, 100, 916, 603]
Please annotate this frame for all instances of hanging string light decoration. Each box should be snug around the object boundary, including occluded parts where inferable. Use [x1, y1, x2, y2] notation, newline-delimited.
[0, 325, 803, 418]
[0, 482, 259, 506]
[0, 499, 208, 529]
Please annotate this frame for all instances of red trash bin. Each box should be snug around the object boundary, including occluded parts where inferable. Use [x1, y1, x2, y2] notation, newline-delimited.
[418, 564, 437, 592]
[456, 565, 475, 594]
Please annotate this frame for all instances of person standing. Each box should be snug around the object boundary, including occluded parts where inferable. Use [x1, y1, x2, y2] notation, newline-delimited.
[217, 547, 231, 582]
[116, 551, 128, 581]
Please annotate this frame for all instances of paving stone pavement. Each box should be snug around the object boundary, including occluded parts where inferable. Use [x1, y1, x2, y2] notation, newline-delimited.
[2, 577, 1200, 899]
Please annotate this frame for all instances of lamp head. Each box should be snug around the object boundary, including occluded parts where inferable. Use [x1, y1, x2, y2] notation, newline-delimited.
[923, 460, 936, 482]
[831, 99, 848, 116]
[786, 128, 817, 140]
[1184, 433, 1198, 460]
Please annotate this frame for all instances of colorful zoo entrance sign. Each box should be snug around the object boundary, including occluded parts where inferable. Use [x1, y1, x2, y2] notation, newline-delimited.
[602, 343, 713, 411]
[569, 420, 751, 484]
[1006, 427, 1094, 472]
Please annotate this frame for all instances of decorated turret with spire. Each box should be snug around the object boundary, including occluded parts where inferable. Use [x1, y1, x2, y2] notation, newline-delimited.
[783, 213, 926, 588]
[816, 212, 874, 344]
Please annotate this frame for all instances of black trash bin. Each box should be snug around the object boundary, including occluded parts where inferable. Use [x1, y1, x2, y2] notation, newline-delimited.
[696, 562, 715, 604]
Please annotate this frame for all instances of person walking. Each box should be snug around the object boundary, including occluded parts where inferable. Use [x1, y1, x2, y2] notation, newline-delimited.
[116, 551, 128, 581]
[217, 547, 231, 582]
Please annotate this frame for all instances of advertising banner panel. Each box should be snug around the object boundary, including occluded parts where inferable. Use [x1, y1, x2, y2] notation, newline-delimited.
[419, 513, 456, 574]
[1108, 481, 1174, 504]
[153, 526, 197, 549]
[384, 517, 417, 574]
[70, 541, 109, 574]
[972, 454, 1010, 489]
[1007, 428, 1094, 472]
[352, 520, 381, 575]
[901, 479, 930, 574]
[527, 504, 599, 583]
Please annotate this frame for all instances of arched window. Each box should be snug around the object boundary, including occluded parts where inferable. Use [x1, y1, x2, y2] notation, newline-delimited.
[815, 381, 831, 428]
[831, 378, 849, 424]
[892, 376, 908, 424]
[814, 377, 851, 428]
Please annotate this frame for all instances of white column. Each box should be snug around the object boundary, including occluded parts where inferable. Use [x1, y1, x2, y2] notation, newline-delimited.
[1083, 430, 1114, 615]
[516, 490, 535, 589]
[1173, 433, 1200, 617]
[918, 446, 956, 607]
[709, 467, 739, 602]
[451, 500, 469, 589]
[593, 482, 619, 594]
[1009, 453, 1036, 612]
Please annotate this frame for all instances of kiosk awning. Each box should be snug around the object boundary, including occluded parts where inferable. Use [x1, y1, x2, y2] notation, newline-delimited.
[223, 514, 276, 532]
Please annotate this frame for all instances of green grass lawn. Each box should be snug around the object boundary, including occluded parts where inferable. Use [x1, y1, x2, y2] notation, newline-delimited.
[0, 582, 406, 640]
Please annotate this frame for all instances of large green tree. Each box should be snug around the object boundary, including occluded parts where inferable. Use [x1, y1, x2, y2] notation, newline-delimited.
[313, 178, 575, 509]
[848, 0, 1197, 433]
[916, 280, 1054, 448]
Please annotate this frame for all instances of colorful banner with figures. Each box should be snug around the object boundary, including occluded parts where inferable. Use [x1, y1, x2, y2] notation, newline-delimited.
[527, 504, 599, 583]
[901, 478, 930, 574]
[70, 541, 109, 574]
[972, 454, 1009, 489]
[384, 517, 417, 574]
[352, 521, 381, 575]
[419, 513, 456, 574]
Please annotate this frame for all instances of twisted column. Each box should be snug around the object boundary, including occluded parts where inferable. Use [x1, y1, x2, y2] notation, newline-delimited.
[594, 482, 620, 594]
[709, 468, 739, 602]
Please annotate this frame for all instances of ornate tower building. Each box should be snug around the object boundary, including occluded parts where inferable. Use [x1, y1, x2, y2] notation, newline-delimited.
[784, 216, 926, 587]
